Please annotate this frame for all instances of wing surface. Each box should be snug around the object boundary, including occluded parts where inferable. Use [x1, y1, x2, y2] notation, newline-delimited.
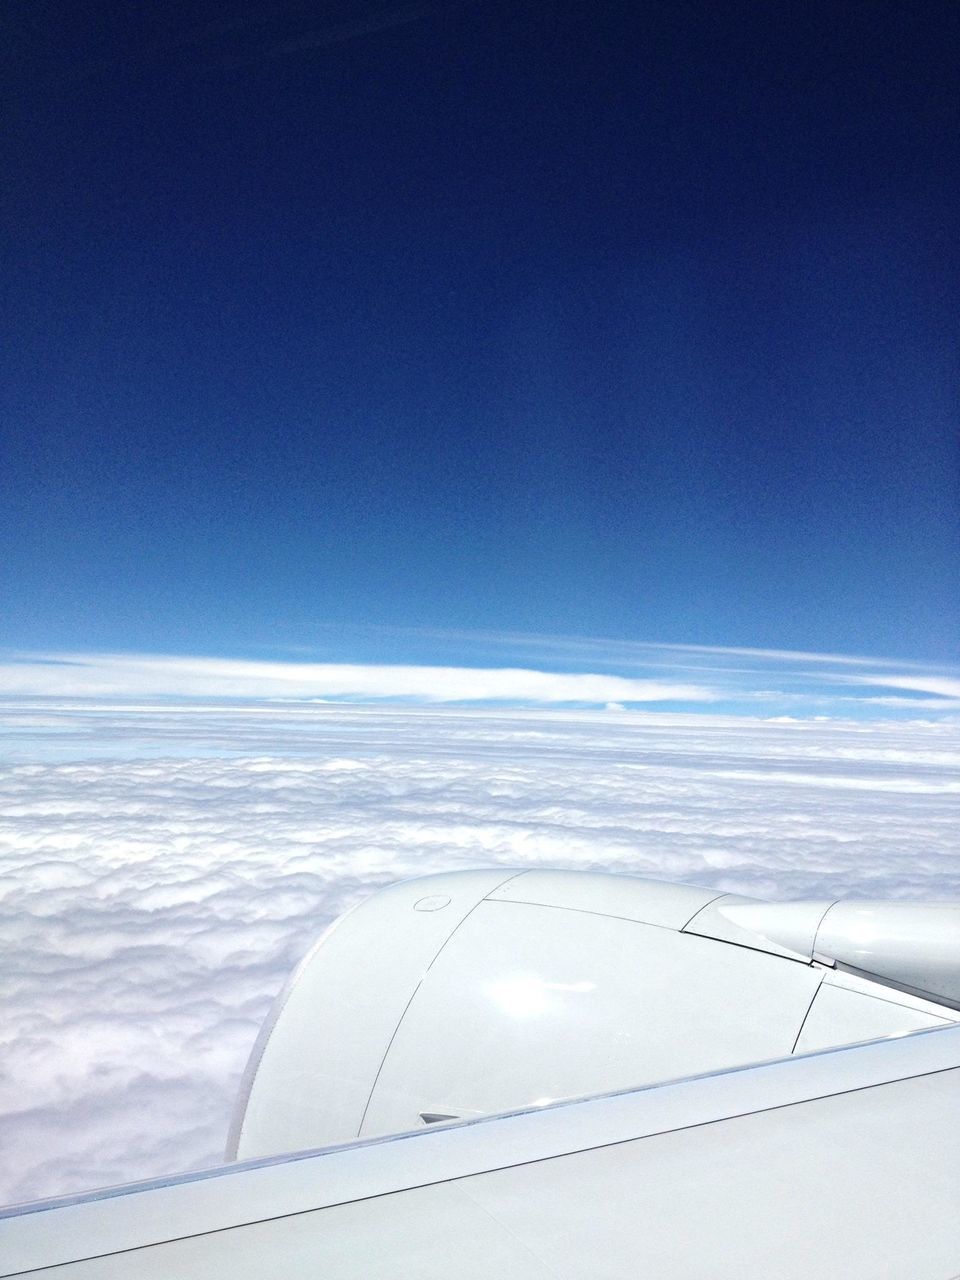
[3, 1024, 959, 1279]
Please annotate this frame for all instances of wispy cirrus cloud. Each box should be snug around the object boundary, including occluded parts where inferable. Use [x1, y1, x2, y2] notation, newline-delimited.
[831, 673, 960, 700]
[2, 641, 958, 716]
[291, 623, 949, 673]
[0, 652, 715, 706]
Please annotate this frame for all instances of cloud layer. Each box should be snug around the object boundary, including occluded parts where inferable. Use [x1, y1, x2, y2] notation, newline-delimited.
[0, 701, 958, 1206]
[1, 641, 958, 714]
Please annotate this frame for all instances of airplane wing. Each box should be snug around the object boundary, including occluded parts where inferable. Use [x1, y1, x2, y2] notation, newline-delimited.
[3, 869, 959, 1278]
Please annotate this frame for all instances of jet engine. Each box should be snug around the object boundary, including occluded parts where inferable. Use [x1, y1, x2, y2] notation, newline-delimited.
[228, 869, 959, 1161]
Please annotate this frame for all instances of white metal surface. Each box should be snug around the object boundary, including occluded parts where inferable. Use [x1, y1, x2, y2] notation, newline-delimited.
[682, 893, 813, 960]
[795, 979, 952, 1054]
[816, 902, 960, 1007]
[713, 898, 836, 959]
[462, 1064, 960, 1280]
[819, 964, 960, 1014]
[359, 898, 822, 1135]
[230, 869, 520, 1160]
[4, 1026, 960, 1279]
[485, 868, 720, 928]
[65, 1182, 559, 1280]
[706, 897, 960, 1008]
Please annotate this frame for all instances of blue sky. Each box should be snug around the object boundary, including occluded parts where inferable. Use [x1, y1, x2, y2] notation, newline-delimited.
[2, 0, 957, 682]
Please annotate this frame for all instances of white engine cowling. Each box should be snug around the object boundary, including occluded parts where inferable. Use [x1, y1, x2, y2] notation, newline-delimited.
[228, 869, 958, 1161]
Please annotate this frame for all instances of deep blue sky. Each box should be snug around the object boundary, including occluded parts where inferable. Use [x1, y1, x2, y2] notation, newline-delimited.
[2, 0, 957, 666]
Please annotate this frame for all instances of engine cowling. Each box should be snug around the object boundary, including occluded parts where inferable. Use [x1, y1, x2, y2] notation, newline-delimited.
[228, 868, 958, 1161]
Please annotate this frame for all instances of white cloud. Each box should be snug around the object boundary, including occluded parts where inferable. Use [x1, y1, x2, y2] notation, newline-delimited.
[0, 700, 958, 1207]
[0, 653, 716, 705]
[834, 673, 960, 700]
[601, 639, 927, 667]
[2, 643, 959, 717]
[312, 624, 948, 672]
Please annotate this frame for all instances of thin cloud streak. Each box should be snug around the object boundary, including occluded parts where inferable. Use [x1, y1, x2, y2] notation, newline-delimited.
[330, 625, 945, 671]
[834, 674, 960, 699]
[0, 653, 717, 706]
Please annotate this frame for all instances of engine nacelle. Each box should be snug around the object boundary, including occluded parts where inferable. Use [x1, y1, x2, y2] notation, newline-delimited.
[228, 869, 958, 1161]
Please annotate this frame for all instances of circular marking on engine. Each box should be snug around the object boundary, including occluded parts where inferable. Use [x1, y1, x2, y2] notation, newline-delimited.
[414, 895, 452, 912]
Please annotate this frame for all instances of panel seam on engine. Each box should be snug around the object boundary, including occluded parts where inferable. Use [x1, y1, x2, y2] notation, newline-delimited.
[354, 869, 529, 1137]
